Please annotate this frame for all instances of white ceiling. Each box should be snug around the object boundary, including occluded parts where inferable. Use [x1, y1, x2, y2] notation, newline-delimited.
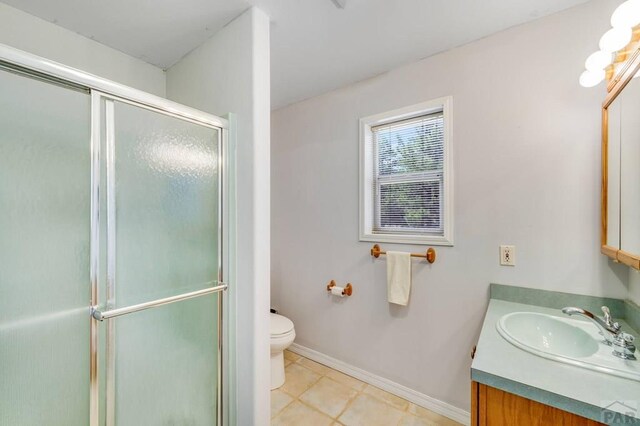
[2, 0, 590, 109]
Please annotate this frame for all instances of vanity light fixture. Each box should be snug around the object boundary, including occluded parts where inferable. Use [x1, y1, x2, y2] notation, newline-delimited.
[599, 27, 633, 53]
[579, 69, 605, 87]
[585, 51, 613, 71]
[579, 0, 640, 87]
[611, 0, 640, 28]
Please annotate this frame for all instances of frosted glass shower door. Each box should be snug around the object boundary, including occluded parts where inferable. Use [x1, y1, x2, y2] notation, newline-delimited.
[98, 98, 222, 425]
[0, 69, 91, 425]
[0, 55, 225, 426]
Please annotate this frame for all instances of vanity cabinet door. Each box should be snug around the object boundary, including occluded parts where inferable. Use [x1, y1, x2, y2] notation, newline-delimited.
[471, 382, 602, 426]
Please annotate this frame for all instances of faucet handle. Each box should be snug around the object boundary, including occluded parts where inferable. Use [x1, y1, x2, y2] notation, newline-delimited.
[612, 332, 637, 360]
[601, 306, 622, 332]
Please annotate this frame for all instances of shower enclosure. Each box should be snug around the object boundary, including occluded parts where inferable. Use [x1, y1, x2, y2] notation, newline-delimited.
[0, 45, 228, 425]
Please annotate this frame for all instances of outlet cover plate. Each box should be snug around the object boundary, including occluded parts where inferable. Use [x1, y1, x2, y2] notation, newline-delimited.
[500, 245, 516, 266]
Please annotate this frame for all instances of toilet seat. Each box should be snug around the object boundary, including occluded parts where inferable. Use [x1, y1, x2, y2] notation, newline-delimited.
[270, 313, 294, 336]
[270, 330, 295, 349]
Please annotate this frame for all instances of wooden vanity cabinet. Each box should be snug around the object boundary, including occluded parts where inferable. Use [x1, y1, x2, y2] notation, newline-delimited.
[471, 382, 603, 426]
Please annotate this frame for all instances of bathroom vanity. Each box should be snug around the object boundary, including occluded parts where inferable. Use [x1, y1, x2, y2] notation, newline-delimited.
[470, 284, 640, 426]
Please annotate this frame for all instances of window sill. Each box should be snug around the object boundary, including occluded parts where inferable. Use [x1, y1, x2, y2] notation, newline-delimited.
[359, 232, 453, 246]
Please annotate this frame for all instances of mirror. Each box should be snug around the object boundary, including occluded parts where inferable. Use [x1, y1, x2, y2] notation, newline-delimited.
[603, 61, 640, 269]
[620, 77, 640, 255]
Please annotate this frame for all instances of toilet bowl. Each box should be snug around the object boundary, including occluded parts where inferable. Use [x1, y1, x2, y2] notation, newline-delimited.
[270, 313, 296, 390]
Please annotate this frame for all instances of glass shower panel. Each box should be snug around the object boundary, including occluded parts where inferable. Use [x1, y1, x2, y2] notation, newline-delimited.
[113, 294, 218, 425]
[113, 101, 220, 307]
[108, 101, 220, 424]
[0, 69, 91, 425]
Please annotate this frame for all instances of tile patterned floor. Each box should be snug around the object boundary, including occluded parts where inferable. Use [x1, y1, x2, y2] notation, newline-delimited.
[271, 350, 463, 426]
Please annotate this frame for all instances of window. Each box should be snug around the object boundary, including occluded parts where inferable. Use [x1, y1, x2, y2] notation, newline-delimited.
[359, 97, 453, 245]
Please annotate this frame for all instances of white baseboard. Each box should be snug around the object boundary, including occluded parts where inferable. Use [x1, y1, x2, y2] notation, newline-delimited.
[289, 343, 470, 426]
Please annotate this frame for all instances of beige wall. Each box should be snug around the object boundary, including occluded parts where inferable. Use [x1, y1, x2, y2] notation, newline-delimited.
[629, 272, 640, 305]
[0, 3, 165, 96]
[271, 0, 628, 415]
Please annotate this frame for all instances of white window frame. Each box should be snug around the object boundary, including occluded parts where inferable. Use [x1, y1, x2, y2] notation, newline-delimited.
[359, 97, 454, 246]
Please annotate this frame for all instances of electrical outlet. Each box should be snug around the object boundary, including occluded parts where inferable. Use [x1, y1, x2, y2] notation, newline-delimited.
[500, 245, 516, 266]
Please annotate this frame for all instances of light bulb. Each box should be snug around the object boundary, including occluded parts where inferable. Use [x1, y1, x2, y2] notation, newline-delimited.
[599, 27, 632, 52]
[611, 0, 640, 28]
[585, 51, 613, 71]
[579, 69, 605, 87]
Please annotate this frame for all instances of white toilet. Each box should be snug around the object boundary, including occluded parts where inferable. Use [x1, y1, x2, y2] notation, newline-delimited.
[270, 313, 296, 390]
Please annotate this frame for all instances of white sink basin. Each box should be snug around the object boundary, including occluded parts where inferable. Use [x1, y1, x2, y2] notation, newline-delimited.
[497, 312, 640, 381]
[499, 312, 599, 358]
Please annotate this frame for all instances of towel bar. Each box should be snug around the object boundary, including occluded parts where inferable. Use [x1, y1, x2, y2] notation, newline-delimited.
[370, 244, 436, 264]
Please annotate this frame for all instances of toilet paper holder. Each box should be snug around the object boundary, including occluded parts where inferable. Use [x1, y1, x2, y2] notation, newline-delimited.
[326, 280, 353, 296]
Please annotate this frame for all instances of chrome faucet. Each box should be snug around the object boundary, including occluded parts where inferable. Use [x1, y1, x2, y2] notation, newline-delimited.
[561, 306, 620, 344]
[562, 306, 636, 360]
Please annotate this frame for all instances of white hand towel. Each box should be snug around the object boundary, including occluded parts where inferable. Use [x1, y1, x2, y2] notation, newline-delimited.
[386, 251, 411, 305]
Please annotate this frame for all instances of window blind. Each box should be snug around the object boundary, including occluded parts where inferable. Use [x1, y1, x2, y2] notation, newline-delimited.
[371, 112, 444, 234]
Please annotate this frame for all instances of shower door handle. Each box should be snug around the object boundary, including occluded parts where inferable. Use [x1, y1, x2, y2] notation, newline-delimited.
[91, 283, 227, 321]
